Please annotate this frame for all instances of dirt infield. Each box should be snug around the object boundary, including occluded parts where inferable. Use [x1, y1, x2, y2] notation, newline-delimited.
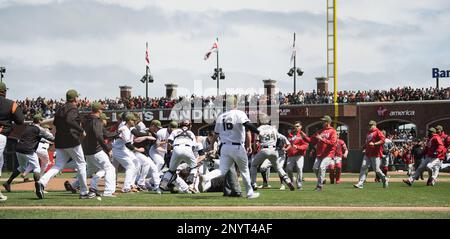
[1, 206, 450, 212]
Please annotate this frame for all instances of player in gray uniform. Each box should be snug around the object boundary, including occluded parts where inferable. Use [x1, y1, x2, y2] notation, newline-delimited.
[159, 120, 197, 192]
[250, 114, 295, 191]
[199, 95, 260, 199]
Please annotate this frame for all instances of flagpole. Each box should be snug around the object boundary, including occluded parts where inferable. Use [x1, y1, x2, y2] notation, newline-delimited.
[216, 37, 219, 96]
[145, 42, 149, 101]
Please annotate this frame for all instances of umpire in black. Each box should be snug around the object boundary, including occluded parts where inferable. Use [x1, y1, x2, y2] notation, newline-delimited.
[0, 82, 25, 202]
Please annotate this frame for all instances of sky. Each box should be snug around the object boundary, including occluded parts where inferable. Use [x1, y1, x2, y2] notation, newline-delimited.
[1, 0, 450, 100]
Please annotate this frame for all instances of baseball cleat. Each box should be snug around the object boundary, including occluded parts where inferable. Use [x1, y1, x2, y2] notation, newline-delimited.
[64, 180, 77, 194]
[79, 191, 96, 199]
[3, 183, 11, 192]
[0, 192, 7, 202]
[314, 186, 322, 192]
[89, 188, 102, 196]
[335, 180, 341, 184]
[287, 182, 295, 191]
[247, 192, 260, 199]
[101, 193, 117, 198]
[279, 184, 286, 190]
[353, 184, 363, 189]
[403, 179, 412, 187]
[35, 182, 45, 199]
[383, 178, 389, 188]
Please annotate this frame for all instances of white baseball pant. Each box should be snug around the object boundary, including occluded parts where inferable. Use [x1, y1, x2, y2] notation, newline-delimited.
[39, 145, 89, 195]
[250, 149, 282, 186]
[86, 151, 116, 196]
[112, 148, 137, 191]
[0, 134, 6, 177]
[16, 152, 41, 174]
[313, 157, 334, 187]
[203, 144, 255, 197]
[287, 155, 304, 188]
[36, 148, 50, 173]
[356, 155, 386, 186]
[134, 152, 160, 187]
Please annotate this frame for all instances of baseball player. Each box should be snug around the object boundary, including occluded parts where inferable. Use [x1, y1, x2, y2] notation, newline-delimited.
[199, 95, 260, 199]
[81, 102, 120, 197]
[436, 125, 450, 169]
[285, 121, 310, 190]
[401, 145, 414, 176]
[310, 115, 337, 191]
[36, 89, 95, 199]
[330, 134, 348, 184]
[257, 159, 272, 189]
[36, 125, 53, 174]
[111, 113, 145, 193]
[2, 114, 54, 192]
[250, 114, 295, 191]
[353, 120, 388, 189]
[375, 130, 392, 182]
[403, 127, 446, 186]
[0, 82, 25, 202]
[275, 132, 290, 190]
[149, 121, 178, 172]
[159, 119, 197, 192]
[130, 115, 157, 191]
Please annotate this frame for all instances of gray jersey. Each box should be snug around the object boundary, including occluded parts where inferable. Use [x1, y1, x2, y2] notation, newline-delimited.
[257, 125, 278, 148]
[276, 133, 290, 155]
[168, 127, 196, 147]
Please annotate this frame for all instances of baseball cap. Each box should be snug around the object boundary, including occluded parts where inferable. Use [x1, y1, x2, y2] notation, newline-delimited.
[169, 121, 178, 129]
[125, 112, 137, 122]
[33, 114, 43, 121]
[368, 120, 377, 126]
[150, 120, 162, 129]
[428, 127, 436, 133]
[91, 101, 103, 112]
[320, 115, 332, 123]
[0, 82, 8, 92]
[66, 89, 80, 101]
[100, 113, 110, 121]
[436, 125, 443, 132]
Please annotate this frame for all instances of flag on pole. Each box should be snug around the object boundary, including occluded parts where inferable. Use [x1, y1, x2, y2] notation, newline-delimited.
[145, 42, 150, 66]
[290, 33, 296, 63]
[204, 38, 219, 60]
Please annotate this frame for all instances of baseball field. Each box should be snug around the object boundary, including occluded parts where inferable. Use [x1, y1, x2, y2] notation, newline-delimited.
[1, 172, 450, 219]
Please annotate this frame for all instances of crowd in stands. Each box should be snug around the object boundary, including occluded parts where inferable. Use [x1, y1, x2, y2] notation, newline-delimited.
[15, 86, 450, 120]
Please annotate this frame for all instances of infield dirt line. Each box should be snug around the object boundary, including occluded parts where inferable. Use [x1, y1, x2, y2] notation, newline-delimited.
[1, 206, 450, 212]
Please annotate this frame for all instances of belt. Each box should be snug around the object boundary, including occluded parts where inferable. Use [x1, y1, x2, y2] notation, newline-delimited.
[262, 145, 275, 149]
[173, 144, 191, 147]
[222, 142, 242, 146]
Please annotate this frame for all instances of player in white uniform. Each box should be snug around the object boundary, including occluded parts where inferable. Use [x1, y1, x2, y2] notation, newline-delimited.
[111, 113, 145, 193]
[36, 125, 53, 174]
[159, 120, 197, 192]
[199, 96, 260, 199]
[250, 115, 295, 191]
[149, 121, 178, 171]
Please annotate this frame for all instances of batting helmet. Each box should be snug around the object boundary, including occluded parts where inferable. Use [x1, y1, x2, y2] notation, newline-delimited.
[180, 119, 191, 127]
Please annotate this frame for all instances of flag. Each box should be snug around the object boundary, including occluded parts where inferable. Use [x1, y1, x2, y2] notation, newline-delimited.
[145, 42, 150, 66]
[204, 39, 219, 60]
[290, 33, 296, 63]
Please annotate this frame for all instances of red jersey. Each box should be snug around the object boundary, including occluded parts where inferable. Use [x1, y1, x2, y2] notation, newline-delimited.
[426, 134, 447, 160]
[286, 130, 310, 157]
[402, 150, 414, 165]
[334, 139, 348, 158]
[310, 126, 337, 159]
[364, 128, 385, 158]
[440, 132, 450, 148]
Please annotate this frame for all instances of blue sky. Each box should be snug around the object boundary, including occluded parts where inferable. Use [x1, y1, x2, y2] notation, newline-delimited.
[1, 0, 449, 100]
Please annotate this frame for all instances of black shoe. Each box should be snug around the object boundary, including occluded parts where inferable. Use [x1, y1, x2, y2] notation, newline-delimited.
[89, 188, 101, 196]
[64, 181, 77, 194]
[3, 183, 11, 192]
[80, 191, 96, 199]
[287, 182, 295, 191]
[35, 182, 44, 199]
[314, 186, 322, 192]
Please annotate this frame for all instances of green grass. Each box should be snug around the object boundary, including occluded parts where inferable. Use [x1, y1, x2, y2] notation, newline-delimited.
[2, 210, 450, 219]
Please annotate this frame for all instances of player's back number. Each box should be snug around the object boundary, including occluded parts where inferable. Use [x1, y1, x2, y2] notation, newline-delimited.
[222, 119, 233, 131]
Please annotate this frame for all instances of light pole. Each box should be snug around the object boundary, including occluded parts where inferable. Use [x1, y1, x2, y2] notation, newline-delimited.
[140, 42, 153, 101]
[288, 33, 303, 94]
[0, 67, 5, 83]
[210, 38, 225, 96]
